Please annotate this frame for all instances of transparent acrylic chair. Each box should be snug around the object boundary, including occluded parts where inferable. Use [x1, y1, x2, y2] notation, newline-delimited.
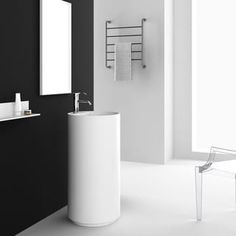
[195, 146, 236, 221]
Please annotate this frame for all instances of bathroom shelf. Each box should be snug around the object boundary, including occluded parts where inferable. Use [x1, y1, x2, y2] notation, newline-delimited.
[0, 114, 41, 122]
[0, 101, 41, 122]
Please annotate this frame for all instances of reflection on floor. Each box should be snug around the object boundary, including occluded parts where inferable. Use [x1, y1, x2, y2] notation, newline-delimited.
[18, 161, 236, 236]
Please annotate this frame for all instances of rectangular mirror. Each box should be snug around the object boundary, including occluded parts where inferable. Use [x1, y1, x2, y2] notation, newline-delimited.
[40, 0, 72, 95]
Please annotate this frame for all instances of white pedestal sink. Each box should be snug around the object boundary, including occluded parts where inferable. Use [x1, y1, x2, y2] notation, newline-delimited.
[68, 111, 120, 227]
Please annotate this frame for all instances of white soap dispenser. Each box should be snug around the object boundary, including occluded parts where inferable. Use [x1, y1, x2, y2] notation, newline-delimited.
[15, 93, 22, 116]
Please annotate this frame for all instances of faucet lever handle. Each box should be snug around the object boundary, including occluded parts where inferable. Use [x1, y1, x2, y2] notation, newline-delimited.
[73, 92, 87, 95]
[79, 92, 87, 96]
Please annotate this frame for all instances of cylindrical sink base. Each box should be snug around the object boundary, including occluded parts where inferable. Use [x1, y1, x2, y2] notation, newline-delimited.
[68, 112, 120, 227]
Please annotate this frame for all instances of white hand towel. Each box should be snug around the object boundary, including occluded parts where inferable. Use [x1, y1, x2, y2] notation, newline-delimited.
[114, 42, 132, 81]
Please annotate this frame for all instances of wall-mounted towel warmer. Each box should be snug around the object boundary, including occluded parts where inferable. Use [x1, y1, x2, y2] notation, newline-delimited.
[105, 18, 146, 69]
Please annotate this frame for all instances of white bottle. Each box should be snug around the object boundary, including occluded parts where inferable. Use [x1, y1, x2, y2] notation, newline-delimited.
[15, 93, 22, 116]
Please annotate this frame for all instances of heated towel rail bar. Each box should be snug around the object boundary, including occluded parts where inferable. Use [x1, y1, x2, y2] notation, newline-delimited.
[105, 18, 146, 69]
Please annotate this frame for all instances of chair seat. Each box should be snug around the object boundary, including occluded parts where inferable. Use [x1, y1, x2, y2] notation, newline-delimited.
[211, 160, 236, 173]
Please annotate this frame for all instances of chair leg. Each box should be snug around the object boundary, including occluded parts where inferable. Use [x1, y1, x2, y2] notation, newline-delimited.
[195, 166, 203, 221]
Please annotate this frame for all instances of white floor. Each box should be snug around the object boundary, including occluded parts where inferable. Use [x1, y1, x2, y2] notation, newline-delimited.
[18, 161, 236, 236]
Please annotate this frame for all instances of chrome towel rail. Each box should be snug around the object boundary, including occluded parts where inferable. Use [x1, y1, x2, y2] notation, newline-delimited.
[105, 18, 146, 69]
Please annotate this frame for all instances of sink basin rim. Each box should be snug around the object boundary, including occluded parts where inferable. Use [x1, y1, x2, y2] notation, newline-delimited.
[68, 111, 120, 117]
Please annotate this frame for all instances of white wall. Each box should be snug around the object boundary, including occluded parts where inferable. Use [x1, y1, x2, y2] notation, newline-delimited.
[173, 0, 208, 160]
[174, 0, 236, 161]
[174, 0, 192, 159]
[174, 0, 209, 160]
[164, 0, 174, 161]
[94, 0, 173, 164]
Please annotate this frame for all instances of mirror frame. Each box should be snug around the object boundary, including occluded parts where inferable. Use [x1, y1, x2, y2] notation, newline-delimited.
[40, 0, 72, 96]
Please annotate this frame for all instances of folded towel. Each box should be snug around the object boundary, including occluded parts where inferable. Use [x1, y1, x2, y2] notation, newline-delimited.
[114, 42, 132, 81]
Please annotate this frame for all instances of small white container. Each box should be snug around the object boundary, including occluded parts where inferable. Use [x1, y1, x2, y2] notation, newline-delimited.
[15, 93, 22, 116]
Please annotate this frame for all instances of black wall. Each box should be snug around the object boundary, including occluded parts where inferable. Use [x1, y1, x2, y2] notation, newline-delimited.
[0, 0, 93, 235]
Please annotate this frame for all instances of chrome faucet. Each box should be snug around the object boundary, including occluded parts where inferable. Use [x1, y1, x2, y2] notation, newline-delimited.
[74, 92, 92, 113]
